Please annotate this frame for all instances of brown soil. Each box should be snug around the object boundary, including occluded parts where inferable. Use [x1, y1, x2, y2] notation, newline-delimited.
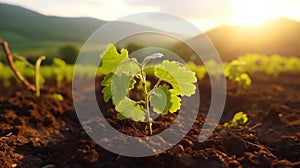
[0, 72, 300, 168]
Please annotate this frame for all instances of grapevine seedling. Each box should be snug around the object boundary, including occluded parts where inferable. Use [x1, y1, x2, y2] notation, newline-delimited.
[100, 44, 197, 135]
[0, 38, 35, 91]
[224, 111, 248, 127]
[52, 58, 66, 88]
[35, 56, 46, 97]
[225, 60, 252, 94]
[0, 38, 46, 97]
[51, 93, 64, 101]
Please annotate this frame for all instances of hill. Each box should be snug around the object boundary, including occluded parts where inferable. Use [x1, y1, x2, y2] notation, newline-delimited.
[0, 3, 105, 42]
[177, 18, 300, 61]
[0, 3, 158, 56]
[1, 3, 300, 61]
[206, 18, 300, 60]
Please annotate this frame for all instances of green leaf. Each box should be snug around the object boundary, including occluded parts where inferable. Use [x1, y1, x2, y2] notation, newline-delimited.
[102, 72, 142, 121]
[51, 93, 64, 101]
[114, 58, 140, 76]
[150, 85, 171, 114]
[232, 111, 248, 126]
[102, 86, 112, 103]
[150, 85, 181, 114]
[115, 98, 145, 121]
[187, 62, 207, 80]
[111, 73, 131, 105]
[169, 89, 181, 113]
[102, 73, 135, 105]
[101, 73, 113, 102]
[53, 58, 66, 67]
[240, 73, 252, 88]
[137, 80, 151, 91]
[224, 111, 248, 127]
[154, 60, 197, 96]
[99, 44, 129, 75]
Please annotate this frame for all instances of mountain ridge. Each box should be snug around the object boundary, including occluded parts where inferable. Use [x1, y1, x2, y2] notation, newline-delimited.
[1, 2, 300, 60]
[0, 3, 105, 42]
[203, 17, 300, 60]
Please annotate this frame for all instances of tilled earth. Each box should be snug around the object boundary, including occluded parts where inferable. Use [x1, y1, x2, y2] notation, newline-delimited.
[0, 73, 300, 168]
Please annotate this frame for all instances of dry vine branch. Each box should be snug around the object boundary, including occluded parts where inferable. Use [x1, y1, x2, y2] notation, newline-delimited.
[0, 38, 36, 91]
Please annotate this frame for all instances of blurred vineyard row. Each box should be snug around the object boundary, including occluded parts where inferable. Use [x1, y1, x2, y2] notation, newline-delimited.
[1, 54, 300, 88]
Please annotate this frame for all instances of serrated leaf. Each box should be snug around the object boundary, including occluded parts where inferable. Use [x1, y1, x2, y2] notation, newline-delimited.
[101, 73, 113, 102]
[102, 73, 113, 86]
[99, 44, 129, 75]
[114, 59, 140, 76]
[154, 60, 197, 96]
[150, 85, 181, 114]
[110, 73, 134, 105]
[142, 53, 164, 65]
[129, 79, 137, 90]
[116, 113, 127, 120]
[150, 85, 171, 114]
[102, 72, 136, 103]
[115, 98, 145, 121]
[169, 89, 181, 113]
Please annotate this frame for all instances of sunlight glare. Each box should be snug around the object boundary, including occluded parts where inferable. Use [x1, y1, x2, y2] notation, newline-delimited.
[228, 0, 278, 26]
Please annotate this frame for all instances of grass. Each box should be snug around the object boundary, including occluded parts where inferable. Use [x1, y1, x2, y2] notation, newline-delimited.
[0, 31, 81, 57]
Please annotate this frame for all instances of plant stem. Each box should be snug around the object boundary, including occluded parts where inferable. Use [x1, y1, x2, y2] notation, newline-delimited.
[35, 56, 46, 97]
[145, 90, 152, 135]
[0, 38, 36, 91]
[141, 67, 152, 135]
[153, 79, 162, 88]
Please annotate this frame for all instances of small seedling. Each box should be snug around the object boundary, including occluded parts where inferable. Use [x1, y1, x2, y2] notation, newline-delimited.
[52, 58, 66, 88]
[0, 38, 46, 97]
[100, 44, 197, 135]
[225, 60, 252, 94]
[51, 93, 64, 101]
[35, 56, 46, 97]
[224, 111, 248, 127]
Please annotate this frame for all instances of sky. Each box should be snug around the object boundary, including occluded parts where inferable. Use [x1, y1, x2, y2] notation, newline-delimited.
[1, 0, 300, 33]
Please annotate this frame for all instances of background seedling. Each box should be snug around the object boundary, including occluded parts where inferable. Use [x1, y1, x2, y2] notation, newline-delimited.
[0, 38, 46, 97]
[224, 111, 248, 127]
[225, 60, 252, 94]
[35, 55, 46, 97]
[51, 93, 64, 101]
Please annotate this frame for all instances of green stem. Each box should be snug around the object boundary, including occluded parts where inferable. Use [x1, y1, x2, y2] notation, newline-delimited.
[141, 67, 152, 135]
[145, 90, 152, 135]
[153, 79, 162, 88]
[35, 55, 46, 97]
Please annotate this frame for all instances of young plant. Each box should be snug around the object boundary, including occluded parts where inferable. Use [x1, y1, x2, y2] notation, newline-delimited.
[35, 56, 46, 97]
[0, 38, 35, 91]
[100, 44, 197, 135]
[51, 93, 64, 101]
[225, 60, 252, 94]
[0, 38, 46, 97]
[224, 111, 248, 127]
[14, 55, 46, 97]
[52, 58, 66, 88]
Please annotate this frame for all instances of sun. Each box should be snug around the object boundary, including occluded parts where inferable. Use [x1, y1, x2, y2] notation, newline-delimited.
[228, 0, 277, 26]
